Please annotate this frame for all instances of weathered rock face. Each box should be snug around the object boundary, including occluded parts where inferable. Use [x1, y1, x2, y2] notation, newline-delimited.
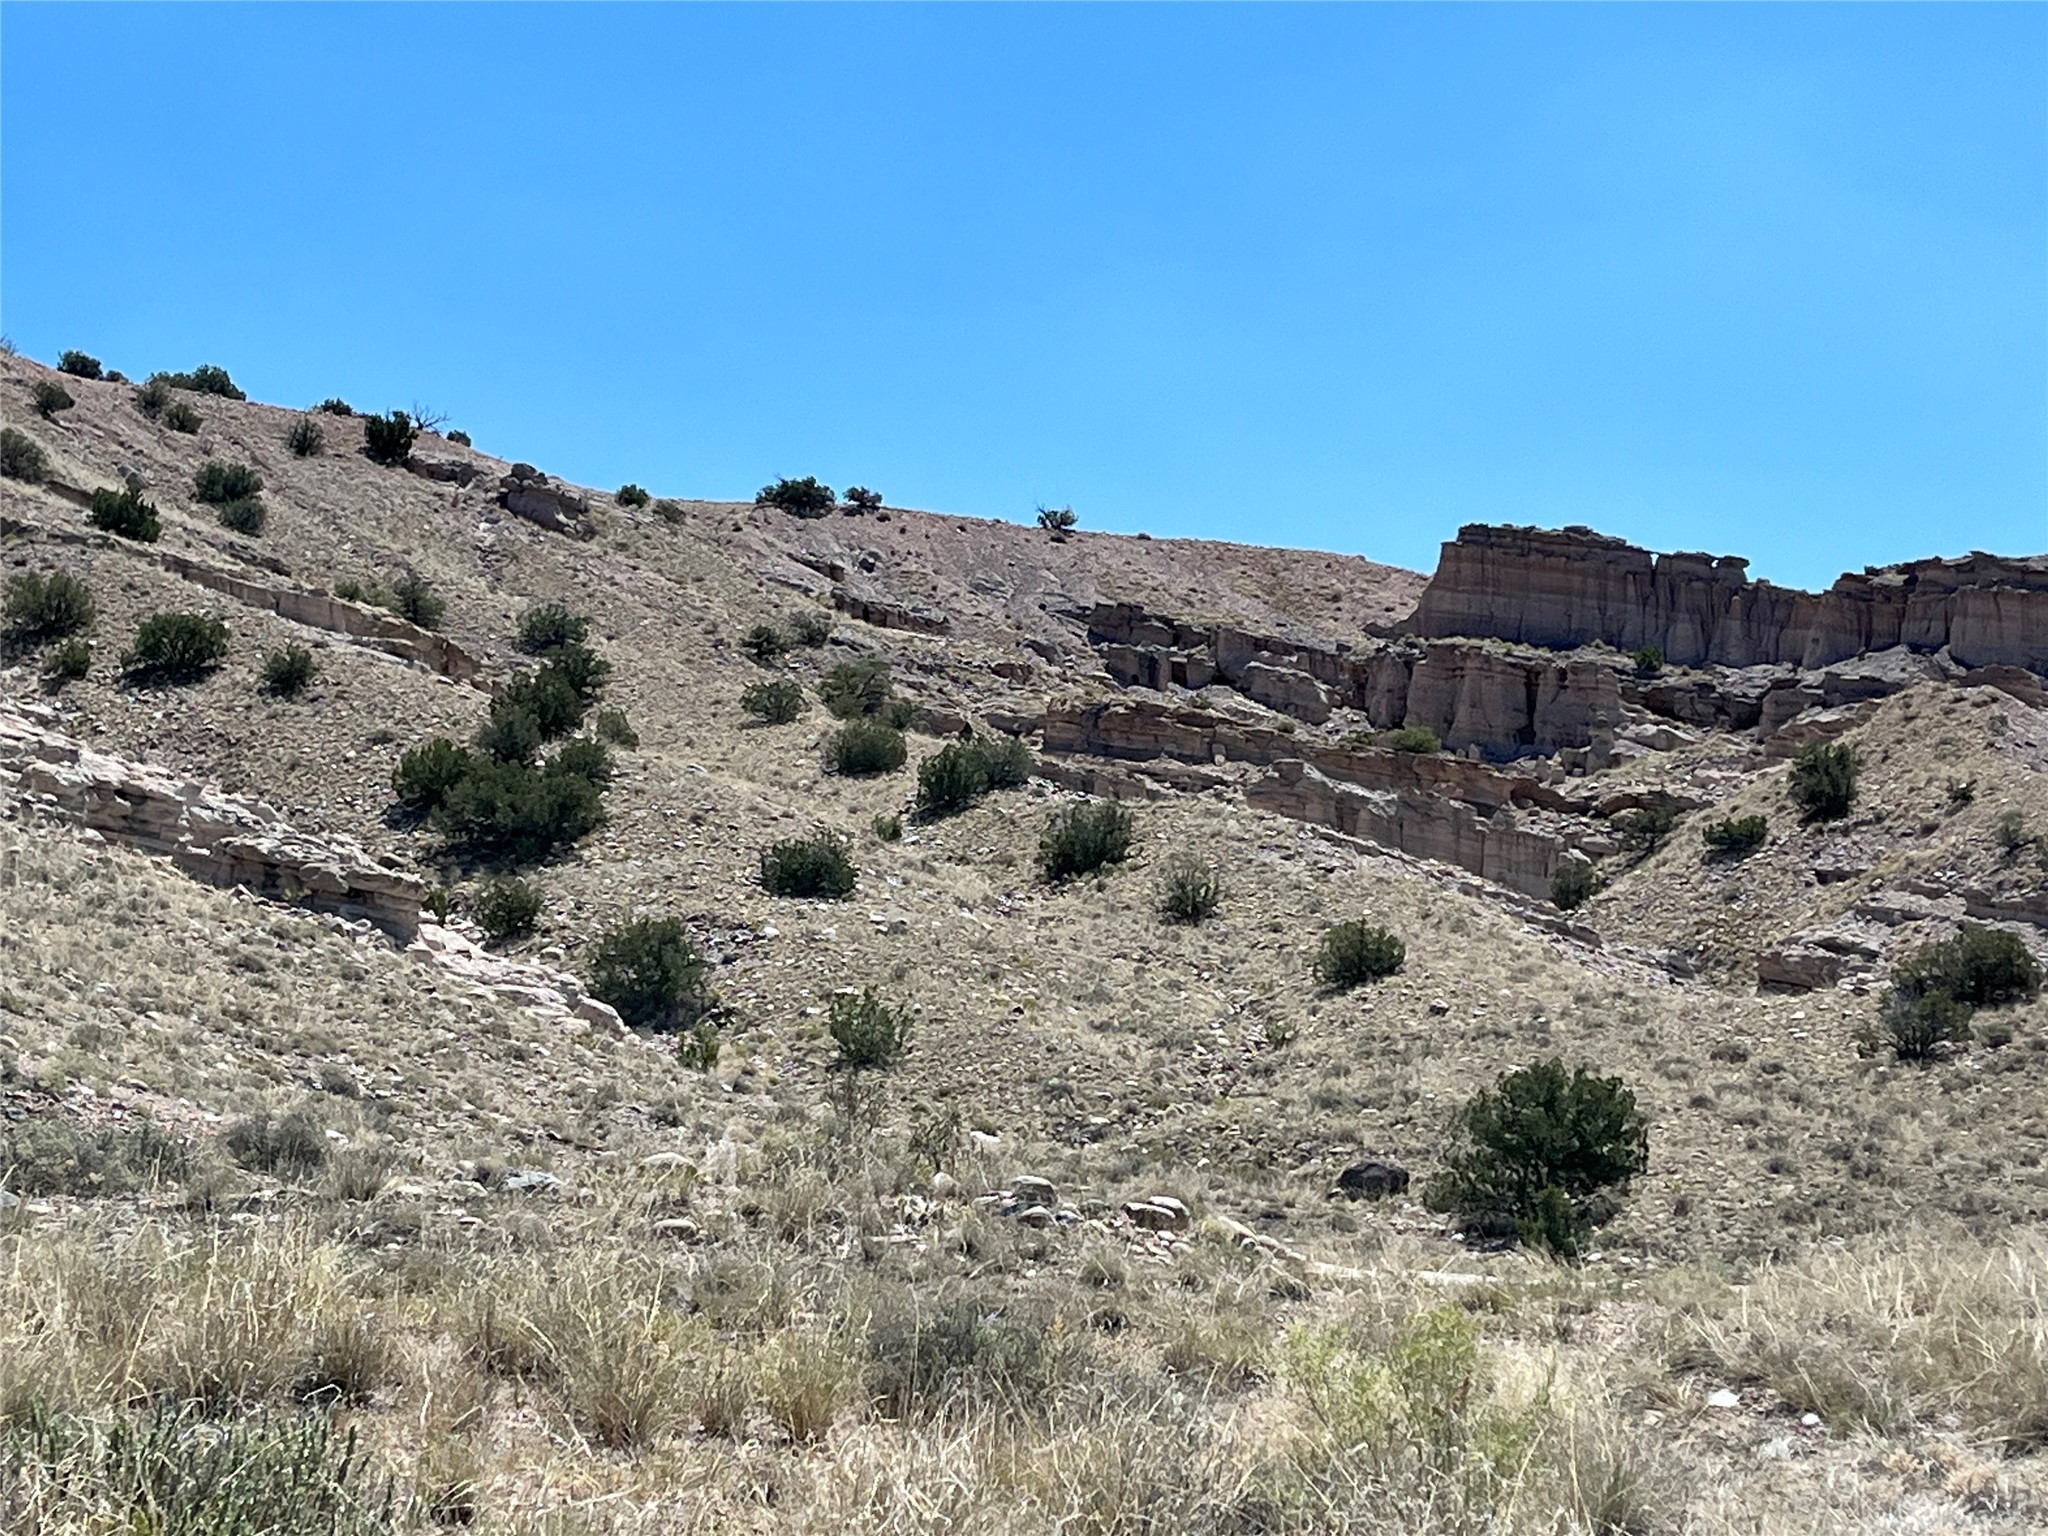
[831, 588, 951, 635]
[498, 466, 592, 539]
[1, 704, 423, 936]
[1412, 524, 2048, 672]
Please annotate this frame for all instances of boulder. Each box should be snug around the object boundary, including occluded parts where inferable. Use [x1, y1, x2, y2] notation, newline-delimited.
[1335, 1160, 1411, 1200]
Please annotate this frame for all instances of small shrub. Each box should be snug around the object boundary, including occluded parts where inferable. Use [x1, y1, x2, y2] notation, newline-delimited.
[587, 916, 712, 1030]
[1159, 852, 1222, 924]
[194, 460, 263, 504]
[223, 1108, 328, 1177]
[0, 426, 49, 482]
[1425, 1059, 1650, 1256]
[675, 1017, 722, 1071]
[1550, 859, 1600, 910]
[42, 638, 91, 684]
[1631, 644, 1664, 678]
[163, 399, 202, 433]
[476, 705, 545, 765]
[87, 486, 162, 542]
[976, 735, 1034, 789]
[761, 831, 858, 899]
[788, 609, 832, 647]
[865, 1294, 1069, 1420]
[547, 736, 615, 787]
[1036, 504, 1078, 536]
[819, 657, 895, 718]
[1313, 920, 1404, 988]
[262, 644, 317, 698]
[872, 812, 902, 842]
[31, 380, 74, 420]
[1789, 742, 1859, 822]
[122, 612, 229, 683]
[1945, 778, 1977, 810]
[389, 571, 444, 629]
[1038, 801, 1136, 883]
[741, 623, 788, 665]
[316, 397, 355, 416]
[1872, 988, 1973, 1063]
[1702, 814, 1768, 857]
[1894, 924, 2042, 1011]
[741, 679, 806, 724]
[756, 476, 835, 517]
[593, 708, 639, 748]
[217, 497, 267, 536]
[882, 697, 919, 731]
[58, 350, 103, 379]
[1994, 810, 2035, 858]
[4, 570, 96, 645]
[287, 417, 325, 456]
[616, 483, 651, 507]
[844, 486, 883, 513]
[159, 363, 244, 399]
[134, 376, 172, 419]
[333, 578, 367, 603]
[361, 410, 416, 466]
[1381, 726, 1441, 754]
[473, 877, 543, 945]
[828, 987, 913, 1068]
[516, 602, 590, 655]
[1614, 804, 1677, 858]
[652, 498, 685, 524]
[392, 737, 474, 812]
[433, 752, 605, 861]
[913, 740, 991, 817]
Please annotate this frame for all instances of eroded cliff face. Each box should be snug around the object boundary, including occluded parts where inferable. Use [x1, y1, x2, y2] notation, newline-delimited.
[1410, 524, 2048, 672]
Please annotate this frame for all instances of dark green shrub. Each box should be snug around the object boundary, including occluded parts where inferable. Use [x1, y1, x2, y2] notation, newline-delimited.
[134, 377, 172, 420]
[830, 720, 907, 776]
[587, 916, 712, 1030]
[224, 1108, 327, 1177]
[194, 460, 263, 504]
[616, 483, 650, 508]
[3, 570, 96, 645]
[913, 740, 991, 817]
[742, 623, 788, 664]
[1994, 810, 2036, 857]
[447, 429, 471, 446]
[1614, 804, 1677, 858]
[31, 380, 73, 419]
[516, 602, 590, 655]
[473, 877, 543, 945]
[388, 571, 444, 628]
[316, 397, 355, 416]
[741, 678, 806, 724]
[976, 735, 1034, 789]
[1701, 815, 1767, 857]
[0, 426, 49, 482]
[87, 486, 162, 542]
[433, 753, 605, 861]
[333, 578, 368, 603]
[546, 736, 615, 787]
[287, 417, 325, 457]
[761, 831, 858, 898]
[1381, 726, 1441, 754]
[1631, 644, 1664, 678]
[159, 363, 244, 399]
[42, 638, 91, 683]
[594, 708, 639, 747]
[262, 644, 317, 698]
[58, 350, 103, 379]
[828, 987, 913, 1068]
[217, 497, 267, 536]
[756, 476, 835, 517]
[1789, 742, 1859, 822]
[1159, 853, 1222, 924]
[1036, 504, 1077, 536]
[1872, 988, 1973, 1062]
[652, 498, 685, 524]
[476, 705, 544, 765]
[491, 670, 584, 744]
[873, 812, 902, 842]
[1550, 860, 1600, 911]
[882, 697, 919, 731]
[1313, 919, 1404, 987]
[844, 486, 883, 513]
[1038, 801, 1136, 883]
[361, 410, 416, 466]
[1425, 1059, 1650, 1256]
[392, 738, 473, 812]
[819, 657, 895, 718]
[121, 613, 228, 683]
[788, 609, 833, 647]
[1894, 924, 2042, 1010]
[539, 641, 611, 703]
[163, 399, 202, 433]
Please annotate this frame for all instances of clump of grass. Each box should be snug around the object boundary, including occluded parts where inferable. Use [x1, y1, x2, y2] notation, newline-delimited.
[1038, 801, 1135, 883]
[872, 812, 902, 842]
[473, 877, 543, 945]
[1701, 814, 1767, 858]
[163, 399, 202, 434]
[223, 1108, 329, 1178]
[1159, 852, 1222, 924]
[1313, 919, 1404, 988]
[593, 708, 638, 747]
[761, 831, 858, 899]
[741, 678, 806, 724]
[262, 644, 317, 698]
[827, 987, 914, 1068]
[287, 416, 325, 456]
[42, 637, 91, 685]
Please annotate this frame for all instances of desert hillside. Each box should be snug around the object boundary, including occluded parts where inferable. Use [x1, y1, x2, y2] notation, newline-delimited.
[3, 352, 2047, 1534]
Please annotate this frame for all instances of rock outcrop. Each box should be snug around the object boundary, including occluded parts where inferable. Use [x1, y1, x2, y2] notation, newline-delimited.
[499, 465, 593, 539]
[1, 703, 423, 937]
[1412, 524, 2048, 673]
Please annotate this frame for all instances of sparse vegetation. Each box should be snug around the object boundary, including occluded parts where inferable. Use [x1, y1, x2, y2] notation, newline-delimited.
[756, 477, 835, 517]
[787, 609, 832, 647]
[262, 643, 318, 698]
[912, 740, 991, 818]
[1038, 801, 1135, 883]
[57, 350, 103, 379]
[42, 637, 91, 684]
[1631, 644, 1664, 678]
[193, 460, 263, 505]
[1549, 859, 1600, 910]
[819, 657, 895, 718]
[516, 602, 591, 655]
[1701, 814, 1767, 857]
[392, 738, 472, 812]
[1994, 809, 2036, 858]
[1789, 741, 1859, 822]
[593, 708, 639, 748]
[1312, 919, 1404, 988]
[617, 483, 651, 507]
[1159, 852, 1222, 924]
[1426, 1058, 1650, 1255]
[844, 486, 883, 513]
[0, 426, 49, 482]
[287, 416, 326, 456]
[1614, 803, 1677, 858]
[473, 877, 543, 945]
[3, 570, 96, 647]
[446, 428, 471, 446]
[31, 380, 73, 420]
[155, 363, 245, 398]
[872, 812, 902, 842]
[121, 613, 229, 684]
[741, 679, 807, 725]
[315, 397, 354, 415]
[134, 376, 172, 420]
[388, 571, 444, 629]
[1892, 923, 2042, 1013]
[829, 720, 907, 777]
[827, 987, 913, 1069]
[361, 410, 416, 466]
[1945, 777, 1977, 809]
[742, 623, 789, 664]
[217, 497, 268, 536]
[1381, 726, 1441, 754]
[1036, 504, 1078, 537]
[761, 831, 858, 899]
[163, 399, 202, 433]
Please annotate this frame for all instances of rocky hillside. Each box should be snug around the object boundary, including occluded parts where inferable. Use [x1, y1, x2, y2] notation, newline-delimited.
[4, 351, 2047, 1534]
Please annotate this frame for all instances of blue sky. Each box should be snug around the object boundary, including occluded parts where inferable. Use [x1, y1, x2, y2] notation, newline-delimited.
[4, 4, 2042, 587]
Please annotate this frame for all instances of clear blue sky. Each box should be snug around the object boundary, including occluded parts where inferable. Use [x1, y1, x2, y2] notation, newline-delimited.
[4, 4, 2042, 587]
